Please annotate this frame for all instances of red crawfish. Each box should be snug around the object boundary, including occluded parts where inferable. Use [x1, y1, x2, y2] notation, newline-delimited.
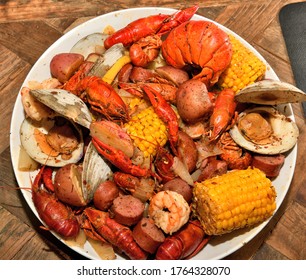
[142, 84, 179, 155]
[104, 5, 199, 49]
[155, 220, 210, 260]
[67, 75, 129, 122]
[91, 136, 158, 179]
[31, 166, 79, 238]
[209, 89, 237, 141]
[84, 207, 148, 260]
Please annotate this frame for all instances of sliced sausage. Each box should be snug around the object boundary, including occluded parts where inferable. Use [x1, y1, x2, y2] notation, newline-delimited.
[132, 217, 165, 254]
[93, 180, 120, 211]
[162, 178, 193, 204]
[110, 195, 144, 226]
[177, 131, 198, 173]
[251, 154, 285, 177]
[198, 157, 228, 181]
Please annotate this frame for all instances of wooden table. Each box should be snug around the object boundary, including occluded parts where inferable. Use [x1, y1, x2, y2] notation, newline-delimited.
[0, 0, 305, 260]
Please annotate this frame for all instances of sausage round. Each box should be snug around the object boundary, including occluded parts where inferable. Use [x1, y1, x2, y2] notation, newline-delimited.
[93, 180, 120, 211]
[162, 178, 193, 204]
[177, 131, 198, 173]
[111, 195, 144, 226]
[132, 217, 165, 254]
[251, 154, 285, 177]
[197, 157, 228, 181]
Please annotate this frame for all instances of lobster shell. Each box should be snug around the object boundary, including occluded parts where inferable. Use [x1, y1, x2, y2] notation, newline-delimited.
[161, 20, 232, 88]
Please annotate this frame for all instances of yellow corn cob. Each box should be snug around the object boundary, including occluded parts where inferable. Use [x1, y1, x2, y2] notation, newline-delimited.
[192, 167, 276, 235]
[218, 34, 267, 93]
[124, 106, 168, 158]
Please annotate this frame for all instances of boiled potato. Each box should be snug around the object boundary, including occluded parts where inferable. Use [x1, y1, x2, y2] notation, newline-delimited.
[50, 53, 84, 83]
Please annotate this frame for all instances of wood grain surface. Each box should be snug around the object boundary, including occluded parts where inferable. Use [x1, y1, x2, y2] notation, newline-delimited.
[0, 0, 305, 260]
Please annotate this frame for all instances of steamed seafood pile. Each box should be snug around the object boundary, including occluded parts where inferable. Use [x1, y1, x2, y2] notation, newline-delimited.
[18, 5, 306, 260]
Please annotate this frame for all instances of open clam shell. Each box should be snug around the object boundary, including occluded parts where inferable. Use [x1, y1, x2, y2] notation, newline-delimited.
[30, 88, 93, 129]
[20, 117, 84, 167]
[70, 33, 108, 59]
[82, 141, 113, 203]
[229, 106, 299, 155]
[235, 80, 306, 105]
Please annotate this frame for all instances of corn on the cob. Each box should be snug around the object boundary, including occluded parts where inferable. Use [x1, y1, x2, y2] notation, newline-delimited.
[218, 34, 267, 93]
[192, 167, 276, 235]
[124, 106, 168, 158]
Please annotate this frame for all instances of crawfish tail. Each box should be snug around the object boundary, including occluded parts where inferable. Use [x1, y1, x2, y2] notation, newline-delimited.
[155, 220, 206, 260]
[113, 172, 140, 192]
[42, 166, 54, 192]
[85, 208, 147, 260]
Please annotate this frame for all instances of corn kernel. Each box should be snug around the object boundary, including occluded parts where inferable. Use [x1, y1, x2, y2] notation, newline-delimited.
[192, 167, 277, 235]
[124, 106, 168, 157]
[218, 34, 267, 93]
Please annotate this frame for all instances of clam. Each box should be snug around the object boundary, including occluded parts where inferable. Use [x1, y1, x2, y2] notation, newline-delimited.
[235, 80, 306, 105]
[53, 141, 113, 206]
[30, 88, 93, 129]
[82, 141, 113, 202]
[20, 116, 84, 167]
[70, 33, 108, 59]
[229, 79, 304, 155]
[230, 106, 299, 155]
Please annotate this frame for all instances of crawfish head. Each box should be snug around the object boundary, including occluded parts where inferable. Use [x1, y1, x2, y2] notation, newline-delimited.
[84, 208, 147, 260]
[78, 76, 129, 122]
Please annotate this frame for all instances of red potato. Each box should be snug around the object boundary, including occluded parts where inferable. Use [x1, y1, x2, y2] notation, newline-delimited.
[54, 163, 86, 207]
[50, 53, 84, 83]
[155, 65, 189, 86]
[93, 180, 120, 211]
[162, 178, 193, 203]
[90, 120, 134, 158]
[177, 131, 198, 173]
[176, 79, 213, 124]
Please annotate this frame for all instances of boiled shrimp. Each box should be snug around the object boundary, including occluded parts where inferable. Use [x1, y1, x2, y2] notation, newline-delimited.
[148, 190, 190, 235]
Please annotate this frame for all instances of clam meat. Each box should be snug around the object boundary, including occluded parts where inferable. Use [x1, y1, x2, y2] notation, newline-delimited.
[229, 106, 299, 155]
[20, 116, 84, 167]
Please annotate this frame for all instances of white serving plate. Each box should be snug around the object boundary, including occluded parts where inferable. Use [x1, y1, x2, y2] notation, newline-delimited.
[10, 7, 297, 260]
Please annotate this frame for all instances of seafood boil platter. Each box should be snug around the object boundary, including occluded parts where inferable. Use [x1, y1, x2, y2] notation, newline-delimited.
[9, 5, 306, 260]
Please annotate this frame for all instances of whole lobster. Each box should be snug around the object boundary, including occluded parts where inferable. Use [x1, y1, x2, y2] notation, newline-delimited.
[84, 207, 148, 260]
[155, 220, 210, 260]
[31, 166, 80, 238]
